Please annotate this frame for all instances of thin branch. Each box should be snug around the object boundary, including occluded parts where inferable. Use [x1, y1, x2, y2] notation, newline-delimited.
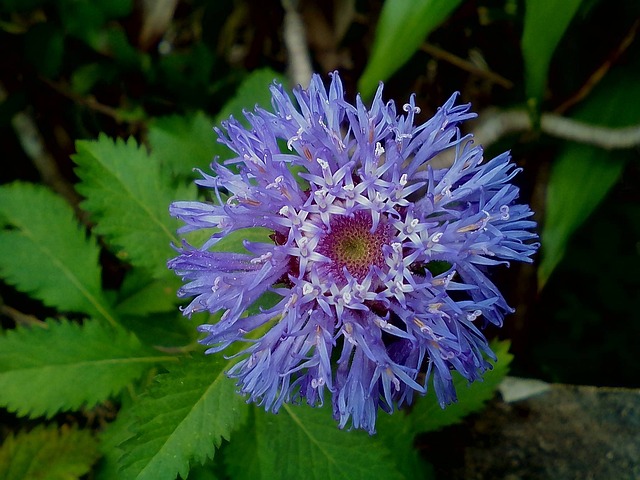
[0, 82, 82, 210]
[420, 43, 513, 89]
[42, 77, 132, 124]
[281, 0, 313, 88]
[555, 19, 639, 115]
[10, 111, 82, 206]
[473, 109, 640, 151]
[0, 303, 48, 328]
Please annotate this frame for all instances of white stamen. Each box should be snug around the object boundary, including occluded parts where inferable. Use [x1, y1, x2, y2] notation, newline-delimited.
[467, 310, 482, 321]
[316, 158, 329, 170]
[250, 252, 273, 264]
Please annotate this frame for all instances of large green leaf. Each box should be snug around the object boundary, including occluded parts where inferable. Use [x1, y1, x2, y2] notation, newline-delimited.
[0, 182, 115, 324]
[114, 266, 180, 317]
[374, 410, 434, 480]
[358, 0, 463, 99]
[118, 355, 248, 480]
[73, 134, 195, 280]
[225, 403, 405, 480]
[539, 60, 640, 286]
[540, 145, 625, 286]
[0, 319, 167, 418]
[148, 68, 286, 178]
[222, 409, 262, 480]
[148, 110, 221, 178]
[0, 424, 100, 480]
[95, 397, 137, 480]
[522, 0, 583, 104]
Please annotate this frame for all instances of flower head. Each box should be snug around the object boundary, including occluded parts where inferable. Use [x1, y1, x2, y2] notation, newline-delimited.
[168, 72, 538, 434]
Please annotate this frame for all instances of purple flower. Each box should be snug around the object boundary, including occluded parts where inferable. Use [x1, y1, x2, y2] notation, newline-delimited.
[168, 72, 538, 434]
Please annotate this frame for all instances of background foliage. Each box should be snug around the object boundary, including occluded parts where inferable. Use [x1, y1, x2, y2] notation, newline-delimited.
[0, 0, 638, 479]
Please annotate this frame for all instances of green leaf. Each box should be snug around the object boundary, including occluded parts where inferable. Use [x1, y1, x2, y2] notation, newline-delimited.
[540, 145, 625, 286]
[215, 68, 287, 125]
[24, 22, 64, 77]
[375, 411, 433, 480]
[226, 403, 405, 480]
[407, 340, 512, 434]
[358, 0, 463, 99]
[115, 268, 178, 316]
[119, 312, 196, 349]
[58, 0, 106, 41]
[186, 463, 222, 480]
[209, 227, 273, 253]
[113, 268, 195, 348]
[0, 182, 115, 324]
[95, 400, 137, 480]
[118, 355, 249, 480]
[522, 0, 583, 104]
[148, 68, 286, 177]
[95, 0, 133, 19]
[0, 319, 167, 418]
[223, 408, 262, 480]
[148, 111, 221, 178]
[71, 62, 114, 95]
[73, 134, 195, 279]
[0, 424, 100, 480]
[539, 59, 640, 286]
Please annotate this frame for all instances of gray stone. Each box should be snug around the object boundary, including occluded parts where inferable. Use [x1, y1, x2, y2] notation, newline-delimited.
[423, 383, 640, 480]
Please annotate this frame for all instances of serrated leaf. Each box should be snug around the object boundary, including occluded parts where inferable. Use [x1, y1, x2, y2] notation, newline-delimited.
[375, 411, 433, 480]
[115, 269, 178, 316]
[223, 408, 262, 480]
[118, 355, 248, 480]
[185, 463, 222, 480]
[539, 59, 640, 286]
[406, 340, 512, 434]
[0, 319, 168, 418]
[119, 312, 196, 349]
[73, 134, 196, 279]
[226, 403, 405, 480]
[358, 0, 463, 99]
[95, 398, 137, 480]
[148, 111, 221, 178]
[0, 424, 100, 480]
[0, 182, 116, 324]
[522, 0, 583, 104]
[149, 68, 286, 177]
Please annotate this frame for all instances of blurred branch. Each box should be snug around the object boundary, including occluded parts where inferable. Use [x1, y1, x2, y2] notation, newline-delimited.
[0, 83, 81, 210]
[473, 109, 640, 150]
[0, 303, 48, 329]
[421, 43, 513, 89]
[282, 0, 313, 87]
[138, 0, 179, 51]
[42, 78, 143, 125]
[555, 19, 639, 114]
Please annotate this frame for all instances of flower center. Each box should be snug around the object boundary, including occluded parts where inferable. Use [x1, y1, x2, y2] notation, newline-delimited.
[316, 211, 392, 282]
